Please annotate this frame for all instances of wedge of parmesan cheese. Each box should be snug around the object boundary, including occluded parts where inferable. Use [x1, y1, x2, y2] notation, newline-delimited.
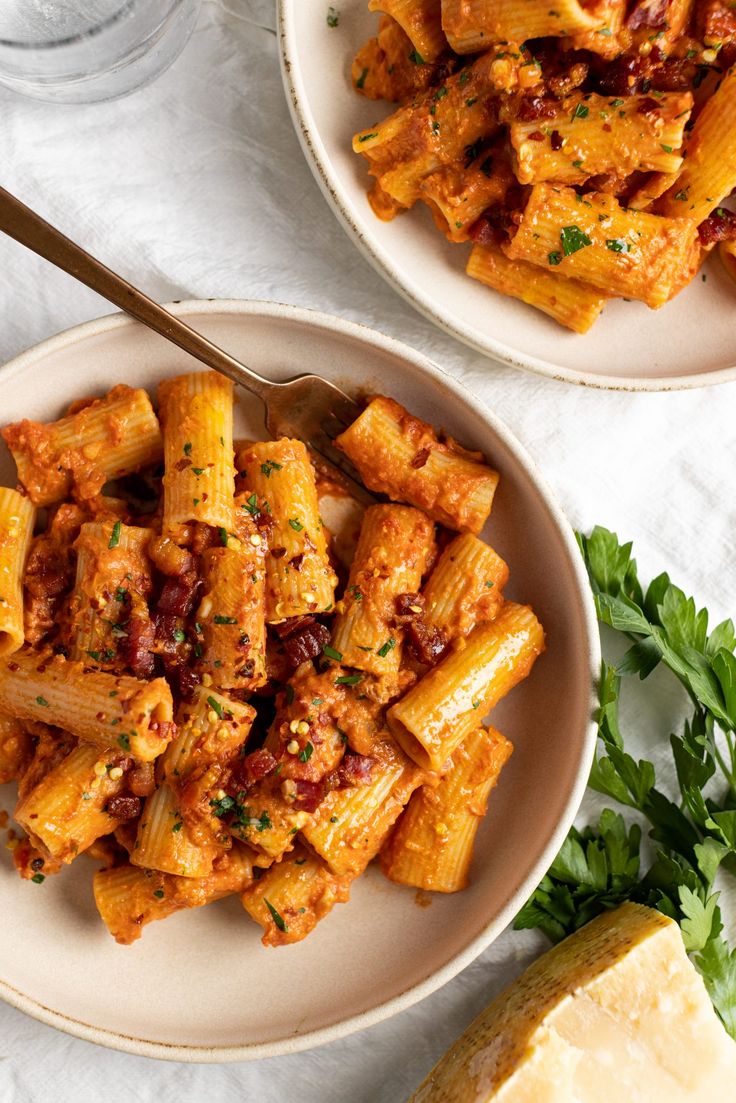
[410, 903, 736, 1103]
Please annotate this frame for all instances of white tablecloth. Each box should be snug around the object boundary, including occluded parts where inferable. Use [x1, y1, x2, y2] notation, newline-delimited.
[0, 2, 734, 1099]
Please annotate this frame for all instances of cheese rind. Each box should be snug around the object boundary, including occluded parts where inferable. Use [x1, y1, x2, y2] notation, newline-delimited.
[410, 903, 736, 1103]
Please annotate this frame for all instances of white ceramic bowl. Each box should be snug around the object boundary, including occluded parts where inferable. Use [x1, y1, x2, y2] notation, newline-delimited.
[0, 300, 598, 1060]
[278, 1, 736, 390]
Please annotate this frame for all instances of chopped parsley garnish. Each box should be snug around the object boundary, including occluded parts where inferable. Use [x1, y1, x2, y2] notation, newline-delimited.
[31, 873, 45, 884]
[260, 460, 283, 476]
[288, 518, 304, 532]
[192, 467, 205, 476]
[173, 628, 186, 643]
[479, 155, 493, 177]
[358, 133, 378, 142]
[183, 442, 192, 456]
[675, 188, 689, 201]
[560, 225, 592, 256]
[485, 581, 494, 589]
[349, 586, 363, 601]
[299, 742, 314, 763]
[210, 795, 235, 817]
[326, 6, 339, 27]
[408, 48, 425, 64]
[118, 734, 131, 751]
[172, 820, 183, 833]
[356, 67, 368, 89]
[571, 103, 589, 121]
[108, 521, 121, 549]
[606, 239, 629, 253]
[661, 143, 673, 153]
[35, 696, 49, 707]
[465, 97, 477, 107]
[572, 159, 584, 168]
[548, 251, 562, 266]
[214, 615, 238, 625]
[377, 638, 396, 658]
[219, 526, 229, 546]
[322, 644, 343, 661]
[265, 899, 288, 932]
[153, 889, 165, 899]
[243, 493, 260, 516]
[335, 673, 362, 686]
[207, 695, 225, 719]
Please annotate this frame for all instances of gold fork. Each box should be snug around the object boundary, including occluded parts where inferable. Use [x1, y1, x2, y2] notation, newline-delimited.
[0, 186, 370, 497]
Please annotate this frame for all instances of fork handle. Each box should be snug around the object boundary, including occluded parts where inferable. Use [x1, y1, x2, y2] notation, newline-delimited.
[0, 186, 273, 402]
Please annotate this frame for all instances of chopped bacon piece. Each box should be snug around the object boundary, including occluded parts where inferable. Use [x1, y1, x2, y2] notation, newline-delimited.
[272, 615, 316, 640]
[167, 662, 200, 700]
[282, 622, 331, 668]
[627, 0, 669, 29]
[527, 130, 546, 142]
[336, 753, 375, 788]
[405, 619, 448, 666]
[239, 748, 279, 788]
[698, 208, 736, 245]
[121, 612, 155, 678]
[395, 592, 424, 619]
[551, 130, 564, 151]
[636, 96, 661, 117]
[293, 779, 324, 812]
[157, 572, 200, 617]
[517, 95, 557, 122]
[106, 794, 142, 821]
[126, 763, 155, 798]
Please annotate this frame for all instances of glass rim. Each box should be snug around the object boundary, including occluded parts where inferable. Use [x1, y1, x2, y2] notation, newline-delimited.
[0, 0, 181, 51]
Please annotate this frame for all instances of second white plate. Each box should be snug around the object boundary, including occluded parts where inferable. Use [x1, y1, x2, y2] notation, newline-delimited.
[278, 0, 736, 390]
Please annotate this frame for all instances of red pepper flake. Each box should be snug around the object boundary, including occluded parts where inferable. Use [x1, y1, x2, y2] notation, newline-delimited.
[410, 447, 431, 469]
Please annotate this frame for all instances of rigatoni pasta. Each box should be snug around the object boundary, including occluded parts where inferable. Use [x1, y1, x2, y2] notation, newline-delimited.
[0, 489, 35, 657]
[350, 6, 736, 331]
[236, 439, 337, 621]
[1, 384, 162, 506]
[335, 395, 499, 533]
[381, 725, 512, 891]
[0, 369, 543, 947]
[388, 602, 544, 771]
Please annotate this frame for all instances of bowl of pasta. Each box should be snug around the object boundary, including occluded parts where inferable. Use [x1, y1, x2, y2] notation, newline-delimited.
[279, 0, 736, 388]
[0, 299, 597, 1059]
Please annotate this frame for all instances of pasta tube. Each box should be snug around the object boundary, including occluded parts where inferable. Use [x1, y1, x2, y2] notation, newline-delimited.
[353, 51, 500, 210]
[157, 371, 235, 537]
[336, 396, 499, 533]
[93, 845, 257, 945]
[504, 184, 701, 308]
[131, 781, 214, 878]
[368, 0, 446, 61]
[236, 439, 336, 621]
[241, 844, 352, 946]
[468, 241, 607, 333]
[657, 66, 736, 225]
[387, 602, 544, 771]
[441, 0, 603, 52]
[420, 147, 515, 243]
[0, 650, 174, 762]
[14, 742, 128, 863]
[0, 489, 35, 657]
[509, 92, 691, 186]
[133, 687, 254, 876]
[381, 725, 513, 891]
[2, 385, 162, 507]
[422, 533, 507, 641]
[68, 521, 152, 669]
[331, 505, 435, 679]
[301, 737, 425, 876]
[194, 519, 267, 691]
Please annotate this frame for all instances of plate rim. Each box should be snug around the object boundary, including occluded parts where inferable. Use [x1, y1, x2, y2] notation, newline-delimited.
[277, 0, 736, 393]
[0, 297, 600, 1062]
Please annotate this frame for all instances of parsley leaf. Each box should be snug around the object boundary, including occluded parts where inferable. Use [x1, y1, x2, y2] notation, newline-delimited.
[560, 225, 592, 256]
[517, 527, 736, 1037]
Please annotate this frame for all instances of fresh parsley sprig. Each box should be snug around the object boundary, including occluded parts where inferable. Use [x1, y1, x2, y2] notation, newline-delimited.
[516, 527, 736, 1038]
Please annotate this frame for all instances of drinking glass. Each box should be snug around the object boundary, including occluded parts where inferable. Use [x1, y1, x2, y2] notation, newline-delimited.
[0, 0, 203, 104]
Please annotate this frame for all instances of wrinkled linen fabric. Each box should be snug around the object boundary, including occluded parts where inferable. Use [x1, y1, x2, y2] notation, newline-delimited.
[0, 2, 734, 1100]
